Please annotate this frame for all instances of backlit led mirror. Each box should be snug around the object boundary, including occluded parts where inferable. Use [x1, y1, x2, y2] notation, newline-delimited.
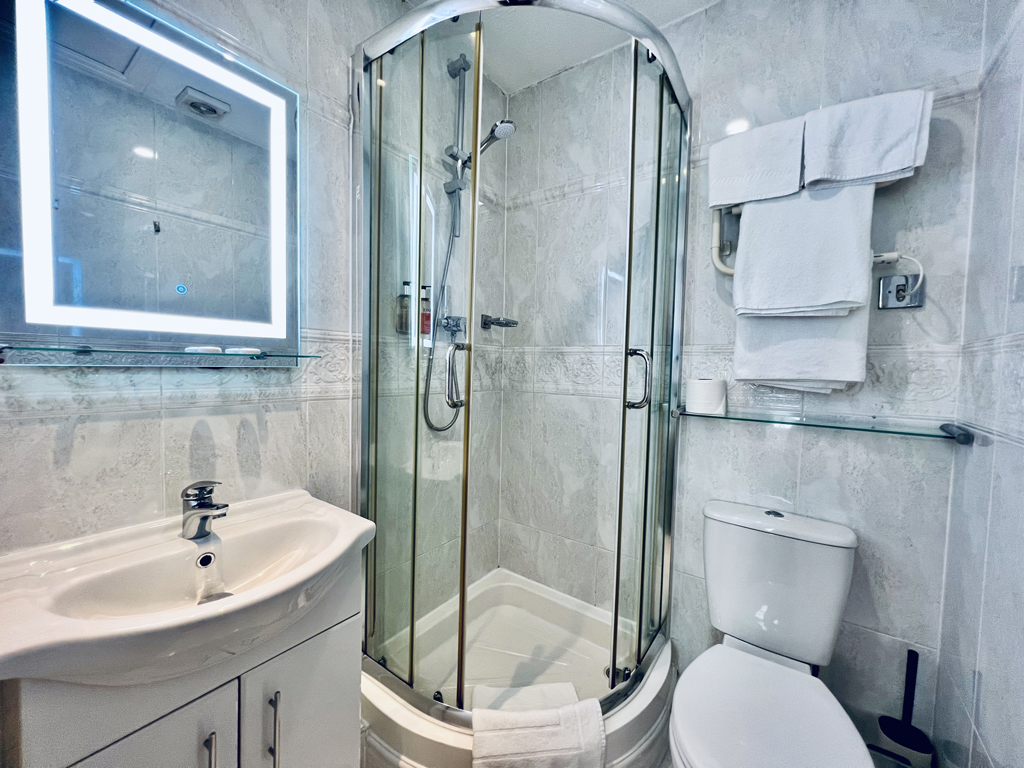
[0, 0, 300, 366]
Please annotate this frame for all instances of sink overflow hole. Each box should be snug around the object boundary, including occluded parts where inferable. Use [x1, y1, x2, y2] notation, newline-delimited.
[197, 552, 216, 568]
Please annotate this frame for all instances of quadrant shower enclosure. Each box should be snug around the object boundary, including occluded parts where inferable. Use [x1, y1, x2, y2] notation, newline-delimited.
[355, 0, 690, 719]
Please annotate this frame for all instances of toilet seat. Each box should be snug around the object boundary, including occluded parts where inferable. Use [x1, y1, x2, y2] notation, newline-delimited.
[670, 644, 873, 768]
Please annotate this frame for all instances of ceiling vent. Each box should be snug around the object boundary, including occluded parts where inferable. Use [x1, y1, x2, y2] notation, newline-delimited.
[175, 87, 231, 120]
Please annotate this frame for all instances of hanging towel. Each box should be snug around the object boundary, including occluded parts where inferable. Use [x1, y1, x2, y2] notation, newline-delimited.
[472, 699, 605, 768]
[732, 185, 876, 317]
[708, 116, 805, 208]
[733, 305, 870, 393]
[473, 683, 579, 712]
[804, 90, 933, 188]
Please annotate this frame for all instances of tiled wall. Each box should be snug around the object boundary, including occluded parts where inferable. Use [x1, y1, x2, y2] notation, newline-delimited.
[933, 3, 1024, 767]
[490, 44, 635, 610]
[660, 0, 985, 751]
[0, 0, 407, 556]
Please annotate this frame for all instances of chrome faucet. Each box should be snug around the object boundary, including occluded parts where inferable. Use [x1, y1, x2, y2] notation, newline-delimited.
[181, 481, 228, 540]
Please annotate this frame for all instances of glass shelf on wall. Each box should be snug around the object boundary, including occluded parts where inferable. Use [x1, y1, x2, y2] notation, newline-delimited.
[673, 408, 973, 443]
[0, 344, 321, 368]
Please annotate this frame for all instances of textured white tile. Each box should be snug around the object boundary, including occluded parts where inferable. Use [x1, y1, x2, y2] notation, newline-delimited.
[0, 413, 163, 557]
[307, 397, 352, 511]
[374, 394, 415, 573]
[822, 0, 983, 105]
[530, 393, 610, 546]
[802, 348, 960, 421]
[307, 0, 404, 98]
[506, 86, 539, 201]
[535, 190, 608, 347]
[820, 622, 938, 737]
[798, 430, 952, 647]
[676, 417, 801, 578]
[964, 33, 1024, 343]
[700, 0, 826, 145]
[538, 55, 613, 189]
[933, 669, 975, 768]
[867, 97, 978, 348]
[972, 440, 1024, 768]
[939, 436, 995, 707]
[669, 570, 721, 672]
[498, 520, 599, 606]
[982, 0, 1024, 72]
[303, 110, 352, 333]
[683, 163, 735, 347]
[970, 730, 996, 768]
[160, 401, 307, 513]
[468, 391, 501, 530]
[152, 0, 308, 82]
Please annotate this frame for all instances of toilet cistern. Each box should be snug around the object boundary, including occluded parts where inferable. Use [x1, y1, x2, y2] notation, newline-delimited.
[181, 481, 228, 539]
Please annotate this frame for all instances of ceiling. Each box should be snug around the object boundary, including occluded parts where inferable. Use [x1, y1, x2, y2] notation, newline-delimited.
[479, 0, 691, 94]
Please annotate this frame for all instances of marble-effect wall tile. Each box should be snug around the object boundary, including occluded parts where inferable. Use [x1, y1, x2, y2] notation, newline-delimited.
[798, 430, 951, 647]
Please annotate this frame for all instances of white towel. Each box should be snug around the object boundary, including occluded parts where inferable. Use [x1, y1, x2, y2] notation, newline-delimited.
[708, 116, 805, 208]
[472, 699, 605, 768]
[804, 90, 933, 189]
[733, 306, 870, 393]
[473, 683, 579, 712]
[733, 185, 876, 317]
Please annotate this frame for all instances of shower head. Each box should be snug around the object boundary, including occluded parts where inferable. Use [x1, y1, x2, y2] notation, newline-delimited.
[478, 120, 516, 155]
[491, 120, 516, 141]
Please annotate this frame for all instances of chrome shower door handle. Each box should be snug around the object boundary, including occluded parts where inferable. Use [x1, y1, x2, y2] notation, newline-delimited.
[445, 341, 467, 409]
[626, 348, 652, 409]
[268, 691, 281, 768]
[204, 732, 217, 768]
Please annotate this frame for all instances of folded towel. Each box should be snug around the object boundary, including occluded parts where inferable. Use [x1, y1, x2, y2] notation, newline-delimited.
[804, 90, 933, 189]
[733, 306, 870, 393]
[473, 683, 579, 712]
[708, 116, 805, 208]
[733, 185, 876, 317]
[473, 699, 605, 768]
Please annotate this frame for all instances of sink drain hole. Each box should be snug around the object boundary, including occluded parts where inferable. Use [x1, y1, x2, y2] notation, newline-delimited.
[197, 552, 216, 568]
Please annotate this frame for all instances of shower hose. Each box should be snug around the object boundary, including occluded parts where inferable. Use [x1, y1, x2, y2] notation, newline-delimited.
[422, 196, 461, 433]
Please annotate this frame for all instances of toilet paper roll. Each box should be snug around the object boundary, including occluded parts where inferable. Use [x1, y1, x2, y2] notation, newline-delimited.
[685, 378, 727, 415]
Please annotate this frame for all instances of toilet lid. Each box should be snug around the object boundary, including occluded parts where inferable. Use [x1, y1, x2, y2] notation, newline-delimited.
[671, 645, 873, 768]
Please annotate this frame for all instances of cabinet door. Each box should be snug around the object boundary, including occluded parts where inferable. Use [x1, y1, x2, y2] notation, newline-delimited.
[73, 681, 238, 768]
[239, 618, 361, 768]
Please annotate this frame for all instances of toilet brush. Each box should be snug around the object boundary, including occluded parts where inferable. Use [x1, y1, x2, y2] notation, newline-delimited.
[868, 650, 936, 767]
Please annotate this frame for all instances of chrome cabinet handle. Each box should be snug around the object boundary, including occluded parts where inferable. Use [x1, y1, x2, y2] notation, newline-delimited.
[626, 348, 652, 409]
[203, 732, 217, 768]
[268, 691, 281, 768]
[445, 341, 467, 409]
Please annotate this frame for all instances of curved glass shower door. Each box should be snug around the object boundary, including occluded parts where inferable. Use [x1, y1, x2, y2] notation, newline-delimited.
[362, 8, 688, 714]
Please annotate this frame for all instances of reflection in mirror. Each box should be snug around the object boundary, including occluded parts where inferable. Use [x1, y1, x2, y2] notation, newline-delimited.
[1, 0, 300, 366]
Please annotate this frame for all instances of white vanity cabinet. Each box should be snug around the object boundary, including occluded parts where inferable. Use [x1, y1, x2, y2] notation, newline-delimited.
[53, 619, 360, 768]
[2, 547, 366, 768]
[240, 619, 361, 768]
[73, 682, 238, 768]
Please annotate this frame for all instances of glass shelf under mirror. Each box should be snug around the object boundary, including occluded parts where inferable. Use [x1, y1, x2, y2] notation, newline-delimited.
[673, 408, 970, 442]
[0, 345, 320, 368]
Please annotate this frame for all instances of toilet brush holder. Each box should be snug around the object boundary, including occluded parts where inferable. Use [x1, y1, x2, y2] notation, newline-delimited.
[868, 650, 936, 768]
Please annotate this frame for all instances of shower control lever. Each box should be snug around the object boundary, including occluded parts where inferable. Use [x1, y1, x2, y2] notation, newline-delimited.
[481, 314, 518, 330]
[442, 315, 467, 335]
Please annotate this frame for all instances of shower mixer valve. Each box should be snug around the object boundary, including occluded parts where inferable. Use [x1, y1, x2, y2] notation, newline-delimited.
[442, 315, 467, 336]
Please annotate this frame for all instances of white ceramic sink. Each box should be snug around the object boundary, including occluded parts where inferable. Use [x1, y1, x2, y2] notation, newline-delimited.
[0, 491, 374, 685]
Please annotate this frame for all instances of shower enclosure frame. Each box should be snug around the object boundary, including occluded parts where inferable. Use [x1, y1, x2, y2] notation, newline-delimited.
[352, 0, 692, 726]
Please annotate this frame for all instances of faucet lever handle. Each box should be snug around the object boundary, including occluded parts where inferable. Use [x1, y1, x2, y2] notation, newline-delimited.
[182, 480, 222, 501]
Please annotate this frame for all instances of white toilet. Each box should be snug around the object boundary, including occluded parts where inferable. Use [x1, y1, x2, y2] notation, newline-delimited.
[669, 500, 874, 768]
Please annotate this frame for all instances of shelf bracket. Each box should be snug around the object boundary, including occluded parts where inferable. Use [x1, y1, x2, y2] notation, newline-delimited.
[940, 424, 974, 445]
